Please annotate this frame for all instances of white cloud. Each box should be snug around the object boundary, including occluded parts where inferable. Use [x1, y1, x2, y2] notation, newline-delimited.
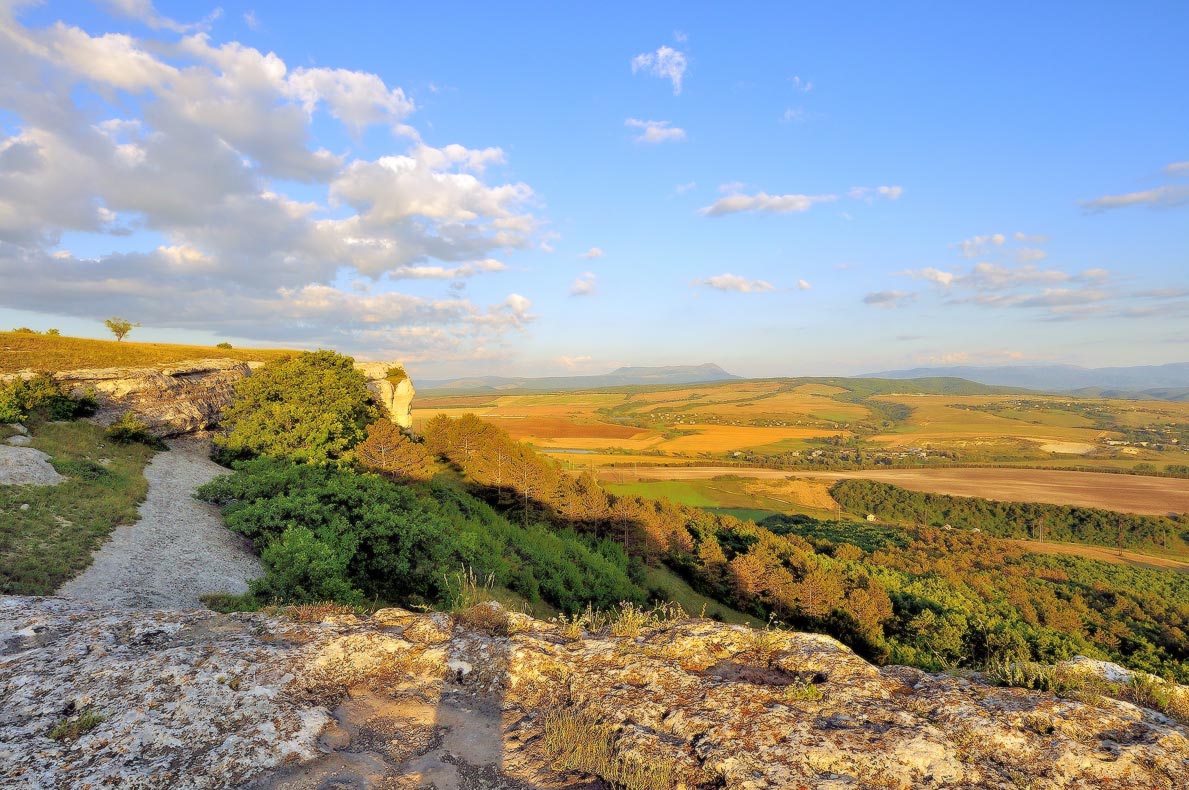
[701, 191, 837, 217]
[570, 271, 597, 296]
[625, 118, 686, 144]
[674, 181, 697, 195]
[631, 45, 687, 95]
[956, 233, 1007, 258]
[848, 185, 903, 201]
[696, 273, 776, 293]
[780, 107, 807, 124]
[1013, 232, 1048, 243]
[101, 0, 216, 33]
[244, 10, 260, 30]
[1163, 161, 1189, 176]
[790, 75, 812, 93]
[1081, 185, 1189, 212]
[863, 290, 914, 307]
[579, 247, 604, 259]
[797, 279, 811, 290]
[1015, 247, 1047, 263]
[0, 7, 539, 356]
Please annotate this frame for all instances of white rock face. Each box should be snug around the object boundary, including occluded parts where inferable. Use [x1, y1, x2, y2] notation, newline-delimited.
[0, 445, 64, 486]
[353, 362, 415, 429]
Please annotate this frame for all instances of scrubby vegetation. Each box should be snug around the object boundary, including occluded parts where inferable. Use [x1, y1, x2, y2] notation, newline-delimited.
[0, 373, 95, 423]
[831, 478, 1189, 553]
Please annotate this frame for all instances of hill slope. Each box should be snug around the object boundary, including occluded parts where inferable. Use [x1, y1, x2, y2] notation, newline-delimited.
[0, 331, 298, 373]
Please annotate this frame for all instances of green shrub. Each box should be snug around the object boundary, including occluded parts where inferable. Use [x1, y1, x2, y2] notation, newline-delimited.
[214, 350, 378, 464]
[216, 342, 233, 349]
[104, 413, 166, 449]
[51, 458, 112, 481]
[0, 374, 94, 423]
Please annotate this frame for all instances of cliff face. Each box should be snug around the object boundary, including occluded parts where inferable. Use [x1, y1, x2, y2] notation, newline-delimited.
[2, 596, 1186, 790]
[2, 358, 415, 436]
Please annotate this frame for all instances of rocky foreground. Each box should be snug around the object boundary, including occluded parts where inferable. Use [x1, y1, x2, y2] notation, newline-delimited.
[1, 597, 1187, 790]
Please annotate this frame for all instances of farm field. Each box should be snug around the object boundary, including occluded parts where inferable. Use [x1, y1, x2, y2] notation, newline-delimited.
[613, 465, 1189, 517]
[417, 376, 1189, 475]
[1007, 540, 1189, 575]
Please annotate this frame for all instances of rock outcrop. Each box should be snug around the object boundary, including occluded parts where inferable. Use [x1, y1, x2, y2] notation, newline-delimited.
[2, 359, 255, 437]
[2, 597, 1186, 789]
[2, 358, 416, 436]
[354, 362, 415, 429]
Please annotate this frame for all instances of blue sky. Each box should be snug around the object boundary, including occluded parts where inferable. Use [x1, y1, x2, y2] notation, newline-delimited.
[0, 1, 1186, 378]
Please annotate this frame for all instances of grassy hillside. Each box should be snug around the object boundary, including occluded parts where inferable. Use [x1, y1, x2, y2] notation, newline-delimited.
[0, 331, 299, 374]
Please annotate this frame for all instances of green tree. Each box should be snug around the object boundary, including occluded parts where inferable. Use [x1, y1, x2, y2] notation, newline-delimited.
[215, 350, 379, 464]
[103, 317, 139, 342]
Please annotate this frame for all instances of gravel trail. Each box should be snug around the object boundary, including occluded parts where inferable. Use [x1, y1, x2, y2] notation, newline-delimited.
[56, 436, 261, 609]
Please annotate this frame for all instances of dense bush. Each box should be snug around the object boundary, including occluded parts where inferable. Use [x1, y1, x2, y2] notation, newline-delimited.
[104, 413, 166, 449]
[0, 374, 95, 423]
[196, 458, 645, 612]
[214, 350, 378, 464]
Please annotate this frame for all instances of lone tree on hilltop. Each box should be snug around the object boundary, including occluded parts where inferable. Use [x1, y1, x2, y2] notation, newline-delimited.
[356, 419, 435, 481]
[104, 317, 139, 342]
[215, 350, 379, 464]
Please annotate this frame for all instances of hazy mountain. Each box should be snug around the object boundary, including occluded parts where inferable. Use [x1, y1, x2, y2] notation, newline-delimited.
[860, 363, 1189, 399]
[419, 363, 741, 393]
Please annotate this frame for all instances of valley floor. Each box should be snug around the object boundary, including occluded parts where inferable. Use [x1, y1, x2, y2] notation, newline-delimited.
[55, 436, 260, 609]
[608, 465, 1189, 517]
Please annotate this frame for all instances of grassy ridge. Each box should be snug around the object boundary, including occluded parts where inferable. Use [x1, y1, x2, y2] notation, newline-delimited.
[0, 331, 299, 374]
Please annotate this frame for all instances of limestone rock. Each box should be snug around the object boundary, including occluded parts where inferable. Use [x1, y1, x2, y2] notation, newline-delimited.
[0, 445, 64, 486]
[2, 596, 1187, 789]
[2, 359, 254, 437]
[353, 362, 415, 429]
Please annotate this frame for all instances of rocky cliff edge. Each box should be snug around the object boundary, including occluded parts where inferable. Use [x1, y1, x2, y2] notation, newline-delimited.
[1, 358, 414, 436]
[1, 596, 1186, 789]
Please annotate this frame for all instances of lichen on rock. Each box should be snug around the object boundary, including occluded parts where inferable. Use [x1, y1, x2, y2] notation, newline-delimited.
[1, 597, 1186, 789]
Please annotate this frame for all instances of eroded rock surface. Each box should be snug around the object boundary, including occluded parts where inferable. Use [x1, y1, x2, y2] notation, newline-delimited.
[0, 445, 64, 486]
[1, 597, 1186, 789]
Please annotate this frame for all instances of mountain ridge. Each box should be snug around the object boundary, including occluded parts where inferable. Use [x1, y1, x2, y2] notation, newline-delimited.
[418, 362, 740, 393]
[861, 362, 1189, 401]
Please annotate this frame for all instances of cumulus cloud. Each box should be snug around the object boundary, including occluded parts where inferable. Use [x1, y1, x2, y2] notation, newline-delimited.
[101, 0, 217, 33]
[0, 7, 540, 358]
[696, 274, 776, 293]
[625, 118, 686, 144]
[578, 247, 604, 259]
[631, 45, 687, 94]
[701, 191, 837, 217]
[797, 279, 811, 290]
[1081, 185, 1189, 212]
[790, 75, 812, 93]
[570, 271, 597, 296]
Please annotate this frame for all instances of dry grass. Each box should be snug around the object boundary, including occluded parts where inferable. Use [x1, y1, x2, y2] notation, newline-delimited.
[0, 330, 298, 374]
[541, 707, 697, 790]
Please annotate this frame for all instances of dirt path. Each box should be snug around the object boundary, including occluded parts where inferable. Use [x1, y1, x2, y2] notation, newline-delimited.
[56, 436, 261, 609]
[609, 465, 1189, 516]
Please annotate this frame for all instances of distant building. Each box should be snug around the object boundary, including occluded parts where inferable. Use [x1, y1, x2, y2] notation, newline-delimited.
[866, 514, 877, 522]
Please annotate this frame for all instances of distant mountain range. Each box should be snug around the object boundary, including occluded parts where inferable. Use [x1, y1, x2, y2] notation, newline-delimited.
[860, 363, 1189, 401]
[418, 363, 741, 393]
